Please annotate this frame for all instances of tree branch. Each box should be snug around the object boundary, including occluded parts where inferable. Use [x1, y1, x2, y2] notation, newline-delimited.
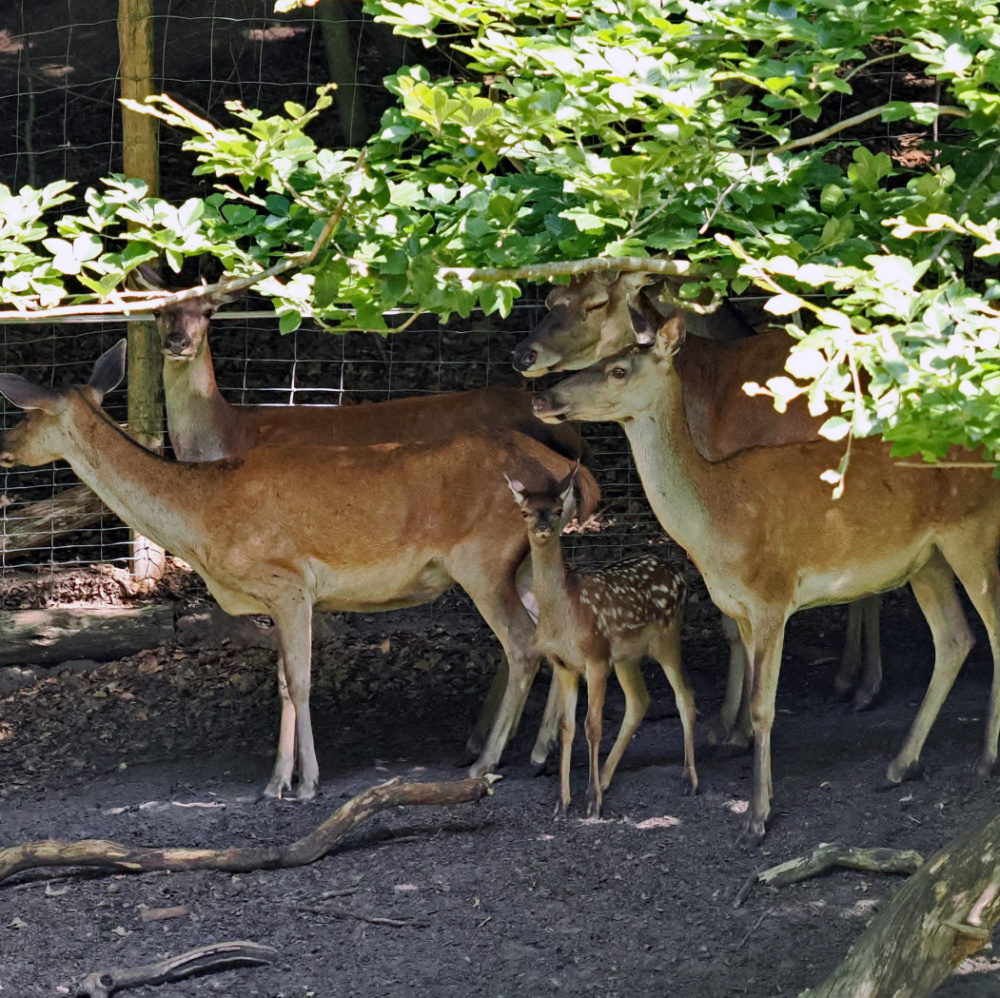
[0, 776, 497, 886]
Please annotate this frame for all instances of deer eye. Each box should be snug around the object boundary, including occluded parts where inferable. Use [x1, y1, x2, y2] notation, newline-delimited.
[610, 365, 628, 379]
[203, 309, 214, 319]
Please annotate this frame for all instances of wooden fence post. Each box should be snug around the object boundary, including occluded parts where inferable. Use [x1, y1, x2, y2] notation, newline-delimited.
[317, 0, 371, 147]
[118, 0, 166, 590]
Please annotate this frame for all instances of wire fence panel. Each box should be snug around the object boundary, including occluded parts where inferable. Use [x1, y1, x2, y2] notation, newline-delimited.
[0, 2, 677, 598]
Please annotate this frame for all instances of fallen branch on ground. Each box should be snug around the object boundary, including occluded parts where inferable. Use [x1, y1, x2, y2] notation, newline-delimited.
[0, 776, 498, 887]
[759, 844, 924, 887]
[74, 940, 277, 997]
[296, 904, 429, 928]
[1, 484, 106, 554]
[734, 843, 924, 907]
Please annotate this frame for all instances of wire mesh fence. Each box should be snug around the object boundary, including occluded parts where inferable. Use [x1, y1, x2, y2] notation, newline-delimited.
[0, 303, 675, 584]
[0, 2, 678, 598]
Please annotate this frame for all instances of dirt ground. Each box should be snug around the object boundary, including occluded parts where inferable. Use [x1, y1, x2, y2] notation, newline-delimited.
[1, 572, 999, 998]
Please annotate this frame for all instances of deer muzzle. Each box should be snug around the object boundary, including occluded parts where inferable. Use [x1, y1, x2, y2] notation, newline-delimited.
[532, 392, 570, 423]
[163, 334, 194, 358]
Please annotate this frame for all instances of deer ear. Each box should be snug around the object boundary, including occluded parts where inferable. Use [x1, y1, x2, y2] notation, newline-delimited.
[206, 285, 246, 309]
[0, 374, 60, 414]
[504, 473, 527, 504]
[628, 305, 658, 346]
[133, 264, 166, 291]
[88, 339, 127, 399]
[620, 270, 657, 299]
[654, 315, 686, 358]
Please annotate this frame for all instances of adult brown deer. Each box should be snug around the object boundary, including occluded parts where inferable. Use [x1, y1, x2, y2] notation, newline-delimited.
[138, 266, 588, 763]
[0, 342, 599, 799]
[533, 314, 1000, 842]
[514, 270, 884, 718]
[507, 470, 695, 818]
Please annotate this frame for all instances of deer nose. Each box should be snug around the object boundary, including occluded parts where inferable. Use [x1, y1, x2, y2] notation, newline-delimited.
[165, 332, 191, 355]
[512, 346, 538, 372]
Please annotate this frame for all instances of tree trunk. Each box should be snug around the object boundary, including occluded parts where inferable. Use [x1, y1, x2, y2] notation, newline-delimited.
[118, 0, 166, 590]
[0, 604, 174, 666]
[802, 807, 1000, 998]
[317, 0, 371, 146]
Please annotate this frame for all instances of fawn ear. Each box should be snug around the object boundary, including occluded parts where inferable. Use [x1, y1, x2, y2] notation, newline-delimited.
[88, 339, 127, 400]
[557, 461, 579, 519]
[0, 374, 60, 413]
[504, 473, 527, 504]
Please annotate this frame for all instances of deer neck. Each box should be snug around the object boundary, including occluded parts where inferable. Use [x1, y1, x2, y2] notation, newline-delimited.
[162, 340, 238, 461]
[622, 365, 720, 559]
[526, 532, 573, 612]
[59, 391, 203, 557]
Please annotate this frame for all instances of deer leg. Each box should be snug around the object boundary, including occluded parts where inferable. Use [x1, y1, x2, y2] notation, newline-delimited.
[854, 594, 883, 711]
[835, 596, 883, 711]
[706, 614, 753, 750]
[583, 663, 609, 818]
[886, 551, 973, 785]
[530, 672, 562, 769]
[264, 654, 296, 799]
[555, 662, 578, 818]
[262, 598, 317, 801]
[741, 611, 788, 844]
[652, 616, 698, 794]
[462, 576, 540, 777]
[833, 600, 864, 699]
[600, 658, 650, 792]
[466, 655, 509, 757]
[932, 538, 1000, 777]
[470, 557, 542, 757]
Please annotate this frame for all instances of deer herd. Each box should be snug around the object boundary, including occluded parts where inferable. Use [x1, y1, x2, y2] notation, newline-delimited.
[2, 266, 999, 843]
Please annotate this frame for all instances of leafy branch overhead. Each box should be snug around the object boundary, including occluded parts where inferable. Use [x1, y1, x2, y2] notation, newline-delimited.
[2, 0, 1000, 461]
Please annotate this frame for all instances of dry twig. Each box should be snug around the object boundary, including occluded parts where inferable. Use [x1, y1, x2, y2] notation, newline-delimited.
[74, 940, 277, 997]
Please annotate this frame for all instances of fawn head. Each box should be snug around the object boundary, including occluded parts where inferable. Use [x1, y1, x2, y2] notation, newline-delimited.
[504, 466, 578, 541]
[0, 340, 126, 467]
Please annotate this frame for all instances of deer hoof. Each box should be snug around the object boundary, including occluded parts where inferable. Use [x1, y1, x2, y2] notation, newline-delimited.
[705, 721, 752, 755]
[260, 777, 290, 800]
[295, 782, 318, 802]
[467, 759, 494, 780]
[974, 755, 997, 779]
[736, 818, 767, 848]
[882, 758, 925, 788]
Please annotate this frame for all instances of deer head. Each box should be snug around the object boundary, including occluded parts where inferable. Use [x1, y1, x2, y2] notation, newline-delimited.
[512, 271, 656, 377]
[0, 340, 127, 467]
[504, 466, 578, 541]
[135, 265, 240, 361]
[532, 314, 686, 426]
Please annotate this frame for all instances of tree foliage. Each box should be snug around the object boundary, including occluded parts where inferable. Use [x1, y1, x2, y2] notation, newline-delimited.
[2, 0, 1000, 468]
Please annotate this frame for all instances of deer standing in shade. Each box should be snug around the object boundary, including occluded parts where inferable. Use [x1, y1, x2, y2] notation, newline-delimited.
[513, 270, 886, 722]
[0, 342, 599, 799]
[137, 266, 592, 771]
[534, 313, 1000, 842]
[507, 470, 695, 818]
